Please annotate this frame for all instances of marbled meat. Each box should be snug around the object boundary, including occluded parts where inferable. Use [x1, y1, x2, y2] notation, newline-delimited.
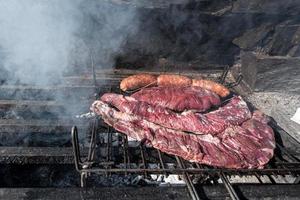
[91, 101, 275, 168]
[131, 86, 221, 112]
[100, 94, 251, 134]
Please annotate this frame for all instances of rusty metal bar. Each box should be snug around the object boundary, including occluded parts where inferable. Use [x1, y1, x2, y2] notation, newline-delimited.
[79, 167, 300, 175]
[122, 135, 128, 175]
[157, 150, 167, 176]
[140, 145, 148, 177]
[175, 156, 200, 200]
[124, 136, 130, 165]
[106, 127, 112, 162]
[219, 172, 240, 200]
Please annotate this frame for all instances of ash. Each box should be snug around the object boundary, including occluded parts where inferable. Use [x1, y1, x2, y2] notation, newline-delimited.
[1, 110, 22, 119]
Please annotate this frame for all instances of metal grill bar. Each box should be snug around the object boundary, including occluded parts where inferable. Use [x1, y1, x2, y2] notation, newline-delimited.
[122, 136, 127, 175]
[254, 174, 264, 183]
[106, 127, 112, 162]
[71, 126, 82, 172]
[77, 167, 300, 174]
[157, 150, 167, 176]
[87, 118, 98, 162]
[122, 135, 130, 175]
[175, 156, 200, 200]
[219, 173, 240, 200]
[219, 65, 229, 84]
[140, 145, 148, 177]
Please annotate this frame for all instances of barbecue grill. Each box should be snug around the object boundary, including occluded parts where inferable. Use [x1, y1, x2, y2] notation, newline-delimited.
[0, 0, 300, 199]
[69, 67, 300, 200]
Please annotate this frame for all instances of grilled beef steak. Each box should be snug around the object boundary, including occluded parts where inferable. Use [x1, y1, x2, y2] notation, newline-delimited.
[131, 86, 221, 112]
[101, 94, 251, 134]
[91, 100, 275, 168]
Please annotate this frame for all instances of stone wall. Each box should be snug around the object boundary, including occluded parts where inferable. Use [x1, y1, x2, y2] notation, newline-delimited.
[116, 0, 300, 69]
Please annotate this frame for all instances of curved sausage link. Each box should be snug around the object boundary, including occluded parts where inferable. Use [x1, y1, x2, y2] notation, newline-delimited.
[192, 79, 230, 97]
[157, 74, 192, 87]
[120, 74, 157, 91]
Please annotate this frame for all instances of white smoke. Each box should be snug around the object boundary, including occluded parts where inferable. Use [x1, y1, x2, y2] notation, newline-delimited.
[0, 0, 139, 86]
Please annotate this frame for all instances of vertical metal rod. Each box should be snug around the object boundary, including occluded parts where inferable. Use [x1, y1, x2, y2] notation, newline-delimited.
[106, 87, 113, 177]
[195, 163, 201, 169]
[80, 173, 87, 187]
[267, 175, 276, 184]
[87, 118, 98, 162]
[219, 172, 240, 200]
[254, 173, 264, 184]
[140, 145, 148, 177]
[105, 127, 112, 176]
[122, 135, 128, 175]
[71, 126, 82, 172]
[219, 65, 229, 84]
[125, 137, 130, 165]
[157, 150, 167, 175]
[106, 127, 112, 162]
[175, 156, 200, 200]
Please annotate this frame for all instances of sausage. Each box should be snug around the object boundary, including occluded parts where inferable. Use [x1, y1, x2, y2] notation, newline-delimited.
[120, 73, 230, 97]
[192, 79, 230, 97]
[157, 74, 192, 87]
[120, 74, 157, 91]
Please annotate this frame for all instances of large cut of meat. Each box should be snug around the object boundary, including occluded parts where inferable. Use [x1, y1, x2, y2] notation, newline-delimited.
[131, 86, 221, 112]
[91, 100, 275, 168]
[101, 93, 251, 134]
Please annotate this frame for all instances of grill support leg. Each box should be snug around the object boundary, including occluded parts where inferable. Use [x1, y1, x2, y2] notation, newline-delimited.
[81, 172, 87, 187]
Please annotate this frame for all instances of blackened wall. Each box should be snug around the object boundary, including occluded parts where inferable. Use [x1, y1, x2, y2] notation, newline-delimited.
[115, 0, 300, 70]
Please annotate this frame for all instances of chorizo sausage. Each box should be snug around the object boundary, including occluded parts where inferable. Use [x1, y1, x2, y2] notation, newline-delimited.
[157, 74, 192, 87]
[192, 79, 230, 97]
[120, 74, 157, 91]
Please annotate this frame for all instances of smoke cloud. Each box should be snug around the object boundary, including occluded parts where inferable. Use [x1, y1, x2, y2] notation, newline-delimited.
[0, 0, 139, 86]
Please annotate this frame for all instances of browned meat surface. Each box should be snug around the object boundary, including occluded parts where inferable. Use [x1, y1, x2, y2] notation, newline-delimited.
[157, 74, 192, 87]
[192, 79, 230, 97]
[131, 86, 221, 112]
[119, 73, 230, 98]
[120, 74, 157, 91]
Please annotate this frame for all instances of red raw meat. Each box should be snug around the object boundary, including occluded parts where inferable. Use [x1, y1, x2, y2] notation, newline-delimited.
[101, 93, 251, 134]
[91, 101, 275, 169]
[131, 86, 221, 112]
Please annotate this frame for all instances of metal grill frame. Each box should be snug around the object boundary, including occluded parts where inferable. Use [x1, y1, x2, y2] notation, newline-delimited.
[71, 67, 300, 200]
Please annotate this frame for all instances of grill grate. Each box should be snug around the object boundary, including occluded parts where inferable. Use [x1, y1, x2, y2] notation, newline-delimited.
[71, 120, 300, 199]
[71, 67, 300, 200]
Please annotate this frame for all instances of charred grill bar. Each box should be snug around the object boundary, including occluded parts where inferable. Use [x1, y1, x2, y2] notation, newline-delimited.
[71, 68, 300, 200]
